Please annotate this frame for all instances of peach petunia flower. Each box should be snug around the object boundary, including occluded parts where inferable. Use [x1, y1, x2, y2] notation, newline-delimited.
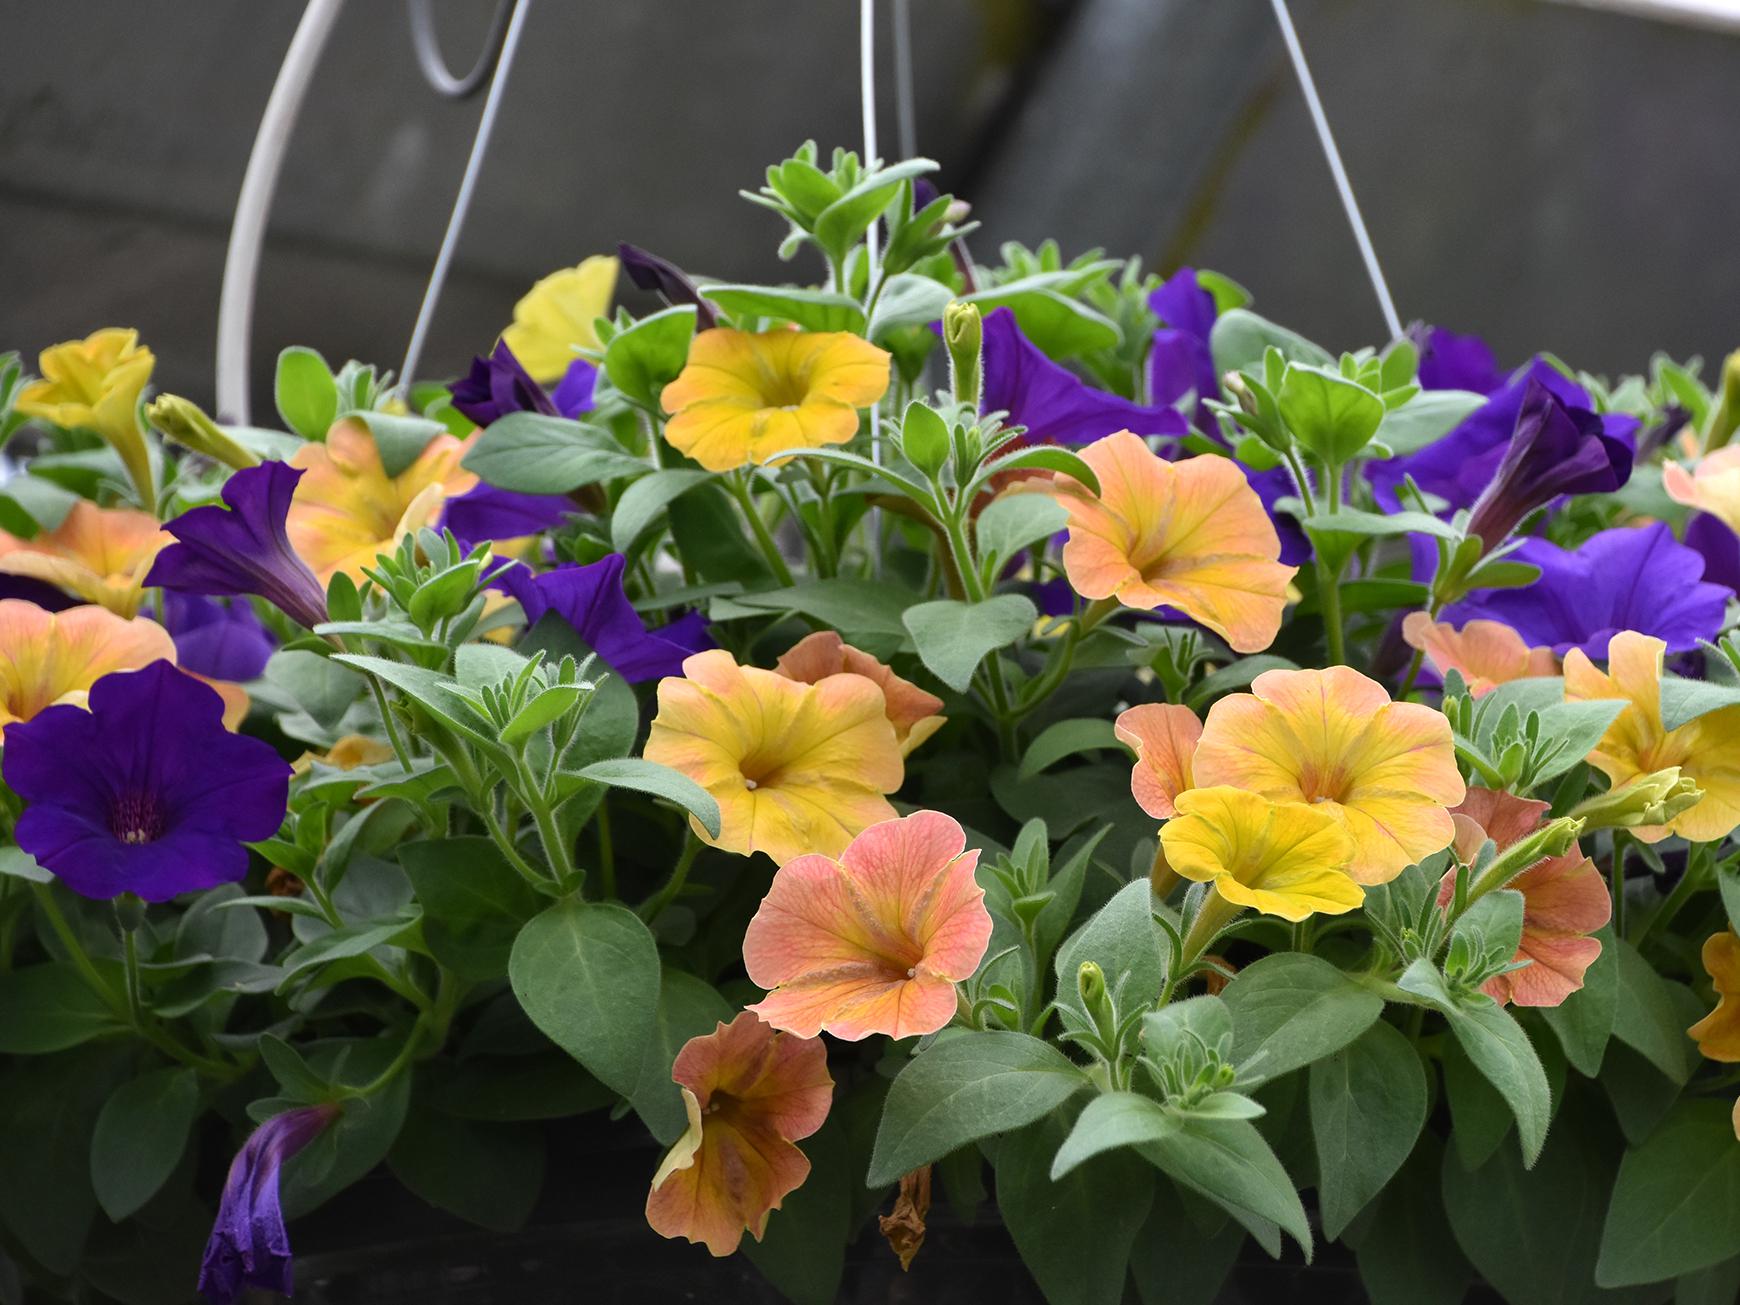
[501, 255, 619, 383]
[644, 650, 903, 865]
[1162, 786, 1361, 922]
[774, 631, 944, 757]
[0, 600, 176, 737]
[286, 421, 478, 584]
[1400, 613, 1559, 697]
[659, 329, 891, 473]
[1564, 631, 1740, 844]
[1050, 432, 1294, 654]
[646, 1012, 833, 1257]
[0, 501, 170, 616]
[16, 329, 157, 509]
[1439, 787, 1609, 1007]
[1689, 931, 1740, 1063]
[1192, 665, 1465, 885]
[742, 810, 992, 1040]
[1663, 446, 1740, 535]
[1113, 702, 1202, 819]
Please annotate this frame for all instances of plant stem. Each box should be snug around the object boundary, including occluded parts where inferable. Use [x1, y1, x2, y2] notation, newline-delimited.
[1611, 832, 1632, 940]
[368, 673, 416, 774]
[597, 801, 617, 900]
[122, 928, 146, 1029]
[32, 884, 124, 1015]
[641, 835, 703, 923]
[728, 472, 795, 587]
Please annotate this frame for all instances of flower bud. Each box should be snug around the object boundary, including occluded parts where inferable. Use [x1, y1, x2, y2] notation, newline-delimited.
[1076, 959, 1108, 1013]
[1705, 348, 1740, 452]
[1570, 768, 1704, 831]
[943, 301, 983, 409]
[146, 394, 260, 470]
[1468, 815, 1585, 901]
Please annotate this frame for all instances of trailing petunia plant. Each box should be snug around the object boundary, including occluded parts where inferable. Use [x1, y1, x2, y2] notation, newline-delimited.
[5, 142, 1740, 1305]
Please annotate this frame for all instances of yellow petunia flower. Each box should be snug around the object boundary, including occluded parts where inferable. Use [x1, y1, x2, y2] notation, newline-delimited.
[0, 600, 176, 737]
[644, 649, 904, 865]
[1192, 665, 1465, 885]
[1162, 786, 1361, 922]
[501, 255, 619, 383]
[1563, 630, 1740, 844]
[0, 501, 170, 617]
[286, 420, 477, 584]
[659, 329, 892, 473]
[16, 329, 157, 509]
[1690, 930, 1740, 1063]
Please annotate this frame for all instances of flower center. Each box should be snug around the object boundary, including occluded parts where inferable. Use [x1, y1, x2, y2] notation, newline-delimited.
[111, 792, 165, 845]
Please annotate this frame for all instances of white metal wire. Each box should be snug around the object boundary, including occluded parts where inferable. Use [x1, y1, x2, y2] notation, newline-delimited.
[861, 0, 884, 571]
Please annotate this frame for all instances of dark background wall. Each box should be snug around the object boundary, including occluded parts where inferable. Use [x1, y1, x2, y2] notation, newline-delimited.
[1, 0, 1736, 416]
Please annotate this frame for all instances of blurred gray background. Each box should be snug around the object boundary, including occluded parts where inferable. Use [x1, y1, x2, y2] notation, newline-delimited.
[1, 0, 1737, 413]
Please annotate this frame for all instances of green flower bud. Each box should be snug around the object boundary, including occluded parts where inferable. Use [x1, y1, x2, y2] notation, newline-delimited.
[1570, 768, 1703, 831]
[943, 301, 983, 409]
[1076, 959, 1108, 1013]
[1467, 816, 1585, 902]
[1705, 348, 1740, 452]
[146, 394, 260, 470]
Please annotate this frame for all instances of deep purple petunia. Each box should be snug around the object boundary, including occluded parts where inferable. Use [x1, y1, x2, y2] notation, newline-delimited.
[197, 1104, 339, 1305]
[1410, 324, 1505, 395]
[2, 661, 291, 901]
[1147, 267, 1219, 423]
[1686, 513, 1740, 593]
[1443, 522, 1727, 658]
[0, 574, 76, 610]
[550, 358, 599, 419]
[144, 462, 329, 632]
[449, 341, 597, 427]
[441, 484, 575, 547]
[160, 593, 275, 682]
[494, 553, 710, 683]
[618, 242, 718, 330]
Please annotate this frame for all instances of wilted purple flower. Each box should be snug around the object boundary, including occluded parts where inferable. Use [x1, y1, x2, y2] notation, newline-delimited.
[1147, 267, 1219, 422]
[197, 1104, 340, 1304]
[144, 462, 329, 632]
[441, 484, 575, 547]
[159, 593, 274, 682]
[618, 242, 718, 330]
[494, 553, 709, 683]
[1411, 324, 1505, 395]
[1444, 522, 1727, 658]
[450, 342, 597, 427]
[2, 661, 290, 901]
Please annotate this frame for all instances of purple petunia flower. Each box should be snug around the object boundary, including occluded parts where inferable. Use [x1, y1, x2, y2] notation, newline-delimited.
[1410, 324, 1505, 395]
[2, 661, 290, 901]
[618, 242, 718, 330]
[1147, 267, 1219, 424]
[1443, 522, 1727, 658]
[449, 341, 598, 429]
[159, 593, 275, 682]
[197, 1104, 340, 1304]
[1686, 513, 1740, 593]
[0, 574, 76, 610]
[144, 462, 329, 632]
[494, 553, 709, 683]
[441, 484, 575, 547]
[549, 358, 599, 419]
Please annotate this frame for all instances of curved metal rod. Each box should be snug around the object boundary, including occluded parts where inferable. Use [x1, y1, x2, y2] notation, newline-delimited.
[407, 0, 515, 100]
[215, 0, 347, 425]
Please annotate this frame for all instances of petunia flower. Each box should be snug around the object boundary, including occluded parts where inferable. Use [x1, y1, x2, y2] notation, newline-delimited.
[1, 661, 290, 901]
[16, 328, 158, 509]
[1161, 786, 1362, 922]
[645, 1012, 833, 1257]
[1685, 512, 1740, 594]
[1689, 931, 1740, 1063]
[1147, 268, 1219, 424]
[145, 461, 329, 632]
[1445, 523, 1728, 659]
[1400, 612, 1558, 696]
[493, 553, 708, 683]
[1113, 702, 1202, 819]
[500, 254, 619, 384]
[0, 500, 169, 617]
[773, 631, 943, 757]
[448, 339, 598, 428]
[197, 1104, 339, 1304]
[1051, 431, 1295, 653]
[286, 421, 477, 584]
[742, 810, 992, 1040]
[644, 650, 903, 865]
[0, 600, 175, 737]
[441, 483, 575, 549]
[157, 593, 274, 728]
[618, 242, 718, 330]
[1192, 665, 1465, 884]
[1664, 445, 1740, 535]
[659, 329, 892, 473]
[1564, 630, 1740, 844]
[1438, 787, 1609, 1007]
[1410, 324, 1505, 395]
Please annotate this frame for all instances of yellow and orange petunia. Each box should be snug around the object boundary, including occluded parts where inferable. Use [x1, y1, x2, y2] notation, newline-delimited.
[774, 631, 944, 757]
[1113, 702, 1202, 819]
[286, 420, 478, 584]
[659, 329, 891, 473]
[16, 329, 157, 508]
[1690, 930, 1740, 1063]
[501, 255, 619, 383]
[1564, 631, 1740, 844]
[1049, 432, 1294, 654]
[1400, 613, 1558, 697]
[742, 810, 992, 1040]
[1192, 665, 1465, 885]
[1160, 786, 1361, 921]
[644, 649, 904, 865]
[0, 501, 169, 616]
[0, 600, 175, 737]
[1664, 446, 1740, 535]
[646, 1012, 833, 1257]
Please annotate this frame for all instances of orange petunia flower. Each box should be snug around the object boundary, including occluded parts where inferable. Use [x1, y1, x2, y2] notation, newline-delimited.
[774, 631, 944, 757]
[742, 810, 992, 1041]
[0, 501, 170, 616]
[1439, 787, 1609, 1007]
[1564, 631, 1740, 844]
[1689, 930, 1740, 1063]
[1192, 665, 1465, 885]
[1664, 446, 1740, 535]
[1050, 432, 1294, 654]
[1400, 613, 1558, 697]
[0, 600, 176, 737]
[644, 649, 903, 865]
[645, 1012, 833, 1257]
[1113, 702, 1202, 819]
[659, 329, 891, 473]
[286, 421, 478, 583]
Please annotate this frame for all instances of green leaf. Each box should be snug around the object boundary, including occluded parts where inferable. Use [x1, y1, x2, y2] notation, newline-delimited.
[732, 577, 914, 638]
[264, 648, 361, 733]
[0, 847, 51, 885]
[1054, 879, 1166, 1033]
[965, 286, 1119, 359]
[899, 400, 950, 477]
[329, 655, 491, 745]
[1309, 1021, 1427, 1239]
[1300, 507, 1462, 541]
[1138, 1112, 1313, 1260]
[630, 969, 735, 1145]
[903, 594, 1037, 693]
[1659, 676, 1740, 731]
[1613, 937, 1693, 1085]
[1222, 952, 1384, 1082]
[975, 494, 1069, 576]
[744, 1116, 853, 1305]
[575, 757, 721, 838]
[1530, 701, 1629, 783]
[1372, 390, 1485, 457]
[500, 683, 588, 745]
[0, 1048, 122, 1274]
[508, 900, 661, 1097]
[276, 909, 422, 990]
[399, 837, 543, 981]
[274, 346, 338, 440]
[705, 284, 865, 334]
[1541, 923, 1618, 1077]
[1019, 717, 1120, 781]
[346, 411, 446, 477]
[1050, 1091, 1175, 1178]
[1278, 365, 1385, 463]
[812, 163, 931, 263]
[89, 1069, 200, 1221]
[1353, 1133, 1473, 1305]
[866, 1032, 1087, 1186]
[1679, 1258, 1740, 1305]
[607, 305, 697, 410]
[1597, 1101, 1740, 1286]
[462, 413, 646, 493]
[610, 468, 712, 552]
[977, 444, 1101, 495]
[868, 273, 954, 339]
[1441, 1035, 1517, 1170]
[0, 474, 78, 536]
[1450, 888, 1524, 965]
[1210, 309, 1333, 376]
[1130, 1177, 1245, 1305]
[280, 1039, 412, 1217]
[0, 964, 120, 1052]
[387, 1103, 544, 1233]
